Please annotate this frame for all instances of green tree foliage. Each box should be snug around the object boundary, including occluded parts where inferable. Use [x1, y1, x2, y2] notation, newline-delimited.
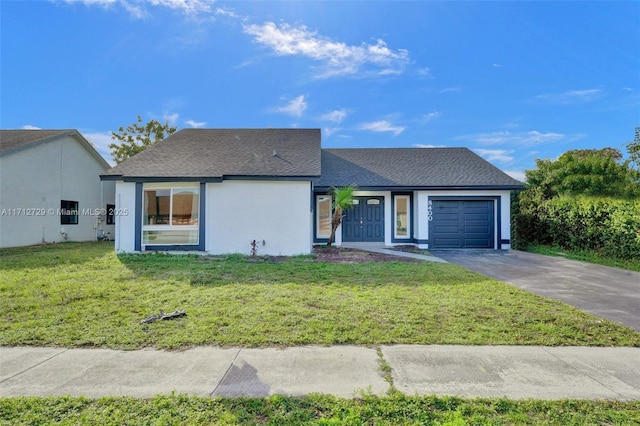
[327, 185, 358, 247]
[626, 127, 640, 170]
[109, 115, 177, 164]
[525, 148, 638, 199]
[512, 146, 640, 256]
[513, 195, 640, 259]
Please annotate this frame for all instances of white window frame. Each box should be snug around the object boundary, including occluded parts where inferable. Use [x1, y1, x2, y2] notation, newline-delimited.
[316, 195, 332, 239]
[142, 183, 200, 246]
[394, 195, 411, 239]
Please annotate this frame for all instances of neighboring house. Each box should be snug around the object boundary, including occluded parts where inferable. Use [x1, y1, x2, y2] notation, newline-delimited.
[0, 130, 115, 248]
[101, 128, 523, 255]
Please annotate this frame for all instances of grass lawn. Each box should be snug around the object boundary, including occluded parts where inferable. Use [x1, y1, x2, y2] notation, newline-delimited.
[1, 394, 639, 425]
[527, 244, 640, 272]
[1, 242, 638, 349]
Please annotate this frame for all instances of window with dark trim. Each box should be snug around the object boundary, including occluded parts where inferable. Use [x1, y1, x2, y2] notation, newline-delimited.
[106, 204, 115, 225]
[60, 200, 79, 225]
[394, 195, 410, 238]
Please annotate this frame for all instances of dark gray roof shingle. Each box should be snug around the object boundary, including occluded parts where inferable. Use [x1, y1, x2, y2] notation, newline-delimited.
[0, 129, 76, 154]
[103, 128, 322, 178]
[0, 129, 111, 169]
[315, 148, 523, 189]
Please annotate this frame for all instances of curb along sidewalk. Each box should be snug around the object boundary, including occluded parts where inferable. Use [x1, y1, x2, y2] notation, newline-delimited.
[2, 345, 639, 400]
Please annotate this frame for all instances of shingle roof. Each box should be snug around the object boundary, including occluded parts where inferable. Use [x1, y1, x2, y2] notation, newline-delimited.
[315, 148, 523, 189]
[0, 129, 76, 154]
[102, 128, 322, 179]
[0, 129, 111, 169]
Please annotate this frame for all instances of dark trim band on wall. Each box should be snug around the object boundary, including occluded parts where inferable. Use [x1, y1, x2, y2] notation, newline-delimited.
[143, 245, 200, 251]
[134, 182, 142, 252]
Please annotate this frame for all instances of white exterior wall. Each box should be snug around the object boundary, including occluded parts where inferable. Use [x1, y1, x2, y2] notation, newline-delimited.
[113, 181, 137, 253]
[415, 190, 512, 250]
[207, 180, 312, 256]
[0, 136, 114, 248]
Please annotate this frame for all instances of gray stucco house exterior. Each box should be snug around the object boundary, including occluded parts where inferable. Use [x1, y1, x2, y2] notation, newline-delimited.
[0, 130, 115, 248]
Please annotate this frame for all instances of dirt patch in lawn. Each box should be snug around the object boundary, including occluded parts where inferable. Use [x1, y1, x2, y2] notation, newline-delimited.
[311, 246, 420, 263]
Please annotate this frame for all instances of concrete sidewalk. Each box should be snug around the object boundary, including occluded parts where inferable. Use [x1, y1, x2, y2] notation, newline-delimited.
[2, 345, 639, 400]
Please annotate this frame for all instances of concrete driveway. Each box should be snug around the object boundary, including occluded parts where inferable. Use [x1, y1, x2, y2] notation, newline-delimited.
[431, 250, 640, 331]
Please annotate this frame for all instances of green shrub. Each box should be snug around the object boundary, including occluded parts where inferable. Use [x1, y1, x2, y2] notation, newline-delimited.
[513, 193, 640, 260]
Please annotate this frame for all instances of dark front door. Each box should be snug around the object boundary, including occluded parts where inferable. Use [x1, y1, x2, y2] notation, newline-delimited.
[342, 197, 384, 242]
[430, 200, 495, 249]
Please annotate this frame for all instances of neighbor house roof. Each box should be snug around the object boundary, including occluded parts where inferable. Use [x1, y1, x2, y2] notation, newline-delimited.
[0, 129, 111, 169]
[1, 129, 77, 154]
[314, 148, 523, 189]
[102, 128, 322, 180]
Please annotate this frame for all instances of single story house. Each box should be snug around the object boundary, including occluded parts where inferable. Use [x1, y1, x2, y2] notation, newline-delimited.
[0, 129, 115, 248]
[101, 128, 523, 255]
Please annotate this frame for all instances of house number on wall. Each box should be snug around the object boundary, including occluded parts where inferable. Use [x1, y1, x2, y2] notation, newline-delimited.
[427, 200, 433, 222]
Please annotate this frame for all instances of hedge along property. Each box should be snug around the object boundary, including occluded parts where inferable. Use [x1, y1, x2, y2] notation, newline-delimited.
[100, 129, 523, 255]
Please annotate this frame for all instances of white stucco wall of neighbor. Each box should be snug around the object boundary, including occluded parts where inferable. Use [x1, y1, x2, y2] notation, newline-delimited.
[113, 181, 136, 253]
[207, 180, 313, 256]
[415, 190, 513, 250]
[0, 135, 115, 248]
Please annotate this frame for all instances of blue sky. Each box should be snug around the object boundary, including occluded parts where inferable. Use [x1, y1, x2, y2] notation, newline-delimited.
[2, 1, 639, 180]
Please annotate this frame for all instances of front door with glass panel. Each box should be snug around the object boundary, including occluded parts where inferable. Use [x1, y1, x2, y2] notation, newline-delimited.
[342, 197, 384, 242]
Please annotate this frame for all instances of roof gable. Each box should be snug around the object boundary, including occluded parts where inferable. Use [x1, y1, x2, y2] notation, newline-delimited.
[315, 148, 523, 189]
[0, 129, 111, 170]
[1, 129, 75, 154]
[103, 128, 322, 179]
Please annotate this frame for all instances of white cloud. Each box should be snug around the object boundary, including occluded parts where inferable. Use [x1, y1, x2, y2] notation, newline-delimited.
[185, 119, 206, 128]
[243, 22, 410, 78]
[422, 111, 441, 123]
[416, 67, 434, 78]
[473, 148, 514, 163]
[319, 109, 347, 124]
[505, 170, 526, 182]
[275, 95, 307, 118]
[62, 0, 214, 18]
[323, 127, 341, 137]
[458, 130, 565, 146]
[162, 112, 179, 124]
[215, 6, 241, 19]
[359, 120, 405, 136]
[535, 89, 603, 104]
[413, 144, 446, 148]
[439, 87, 462, 94]
[149, 0, 213, 14]
[21, 124, 41, 130]
[83, 131, 115, 165]
[523, 130, 565, 144]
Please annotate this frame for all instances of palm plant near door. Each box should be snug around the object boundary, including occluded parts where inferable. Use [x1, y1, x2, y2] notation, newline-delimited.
[327, 185, 358, 247]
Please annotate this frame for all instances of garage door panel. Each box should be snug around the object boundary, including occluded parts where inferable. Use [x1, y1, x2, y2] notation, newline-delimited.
[465, 213, 491, 220]
[433, 237, 461, 247]
[438, 225, 459, 233]
[431, 200, 494, 249]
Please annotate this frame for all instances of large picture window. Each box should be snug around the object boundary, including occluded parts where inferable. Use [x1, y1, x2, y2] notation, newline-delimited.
[143, 186, 199, 245]
[316, 195, 332, 239]
[394, 195, 410, 239]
